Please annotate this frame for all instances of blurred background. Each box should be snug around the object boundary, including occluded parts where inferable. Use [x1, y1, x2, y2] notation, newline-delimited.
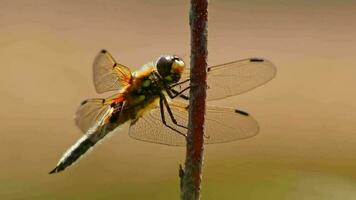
[1, 0, 356, 199]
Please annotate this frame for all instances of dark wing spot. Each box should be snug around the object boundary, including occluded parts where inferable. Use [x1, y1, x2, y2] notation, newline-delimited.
[207, 67, 211, 72]
[101, 49, 107, 53]
[80, 100, 88, 105]
[81, 99, 105, 106]
[235, 109, 249, 116]
[113, 62, 117, 68]
[250, 58, 264, 62]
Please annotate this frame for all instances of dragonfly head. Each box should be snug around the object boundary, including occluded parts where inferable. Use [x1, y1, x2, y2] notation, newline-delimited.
[156, 55, 185, 84]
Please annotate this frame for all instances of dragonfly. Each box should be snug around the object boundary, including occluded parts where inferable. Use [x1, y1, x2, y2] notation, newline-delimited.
[49, 50, 276, 174]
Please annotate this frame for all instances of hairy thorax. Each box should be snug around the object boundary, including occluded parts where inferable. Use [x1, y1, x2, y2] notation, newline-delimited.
[121, 66, 163, 121]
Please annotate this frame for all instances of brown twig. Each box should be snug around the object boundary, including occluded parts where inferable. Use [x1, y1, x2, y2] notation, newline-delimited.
[180, 0, 208, 199]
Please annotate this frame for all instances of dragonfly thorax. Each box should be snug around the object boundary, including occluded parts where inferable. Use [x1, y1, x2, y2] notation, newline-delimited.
[156, 55, 185, 85]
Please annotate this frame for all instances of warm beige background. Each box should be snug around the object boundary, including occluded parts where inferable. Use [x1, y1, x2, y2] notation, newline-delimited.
[1, 0, 356, 199]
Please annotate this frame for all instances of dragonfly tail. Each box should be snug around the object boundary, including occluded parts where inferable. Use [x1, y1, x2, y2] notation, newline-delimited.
[49, 134, 96, 174]
[49, 123, 120, 174]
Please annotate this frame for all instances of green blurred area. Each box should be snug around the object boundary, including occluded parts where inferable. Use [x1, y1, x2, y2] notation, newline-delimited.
[3, 152, 356, 199]
[1, 0, 356, 199]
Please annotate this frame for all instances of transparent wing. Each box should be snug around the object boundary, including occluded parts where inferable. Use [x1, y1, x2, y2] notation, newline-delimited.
[75, 98, 113, 133]
[128, 102, 186, 146]
[179, 58, 276, 101]
[129, 100, 259, 146]
[93, 50, 132, 94]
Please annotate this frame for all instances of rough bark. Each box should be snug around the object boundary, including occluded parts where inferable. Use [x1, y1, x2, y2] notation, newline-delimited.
[180, 0, 208, 199]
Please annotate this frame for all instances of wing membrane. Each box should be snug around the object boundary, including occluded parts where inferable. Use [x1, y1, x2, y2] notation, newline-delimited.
[75, 98, 112, 133]
[93, 50, 132, 94]
[129, 100, 259, 146]
[180, 58, 276, 100]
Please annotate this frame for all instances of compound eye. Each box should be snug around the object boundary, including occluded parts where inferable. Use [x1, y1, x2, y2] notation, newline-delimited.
[156, 55, 174, 78]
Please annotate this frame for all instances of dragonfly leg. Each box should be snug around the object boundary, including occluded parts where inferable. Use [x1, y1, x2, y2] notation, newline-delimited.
[171, 86, 191, 99]
[168, 78, 190, 88]
[161, 94, 189, 130]
[164, 78, 190, 100]
[159, 95, 187, 137]
[166, 87, 190, 100]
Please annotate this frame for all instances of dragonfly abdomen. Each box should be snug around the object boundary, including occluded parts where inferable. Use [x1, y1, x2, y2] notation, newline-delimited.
[50, 117, 127, 174]
[49, 134, 95, 174]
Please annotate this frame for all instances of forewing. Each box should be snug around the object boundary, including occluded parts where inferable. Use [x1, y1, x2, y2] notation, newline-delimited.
[75, 98, 112, 133]
[179, 58, 276, 100]
[93, 50, 132, 94]
[128, 100, 259, 146]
